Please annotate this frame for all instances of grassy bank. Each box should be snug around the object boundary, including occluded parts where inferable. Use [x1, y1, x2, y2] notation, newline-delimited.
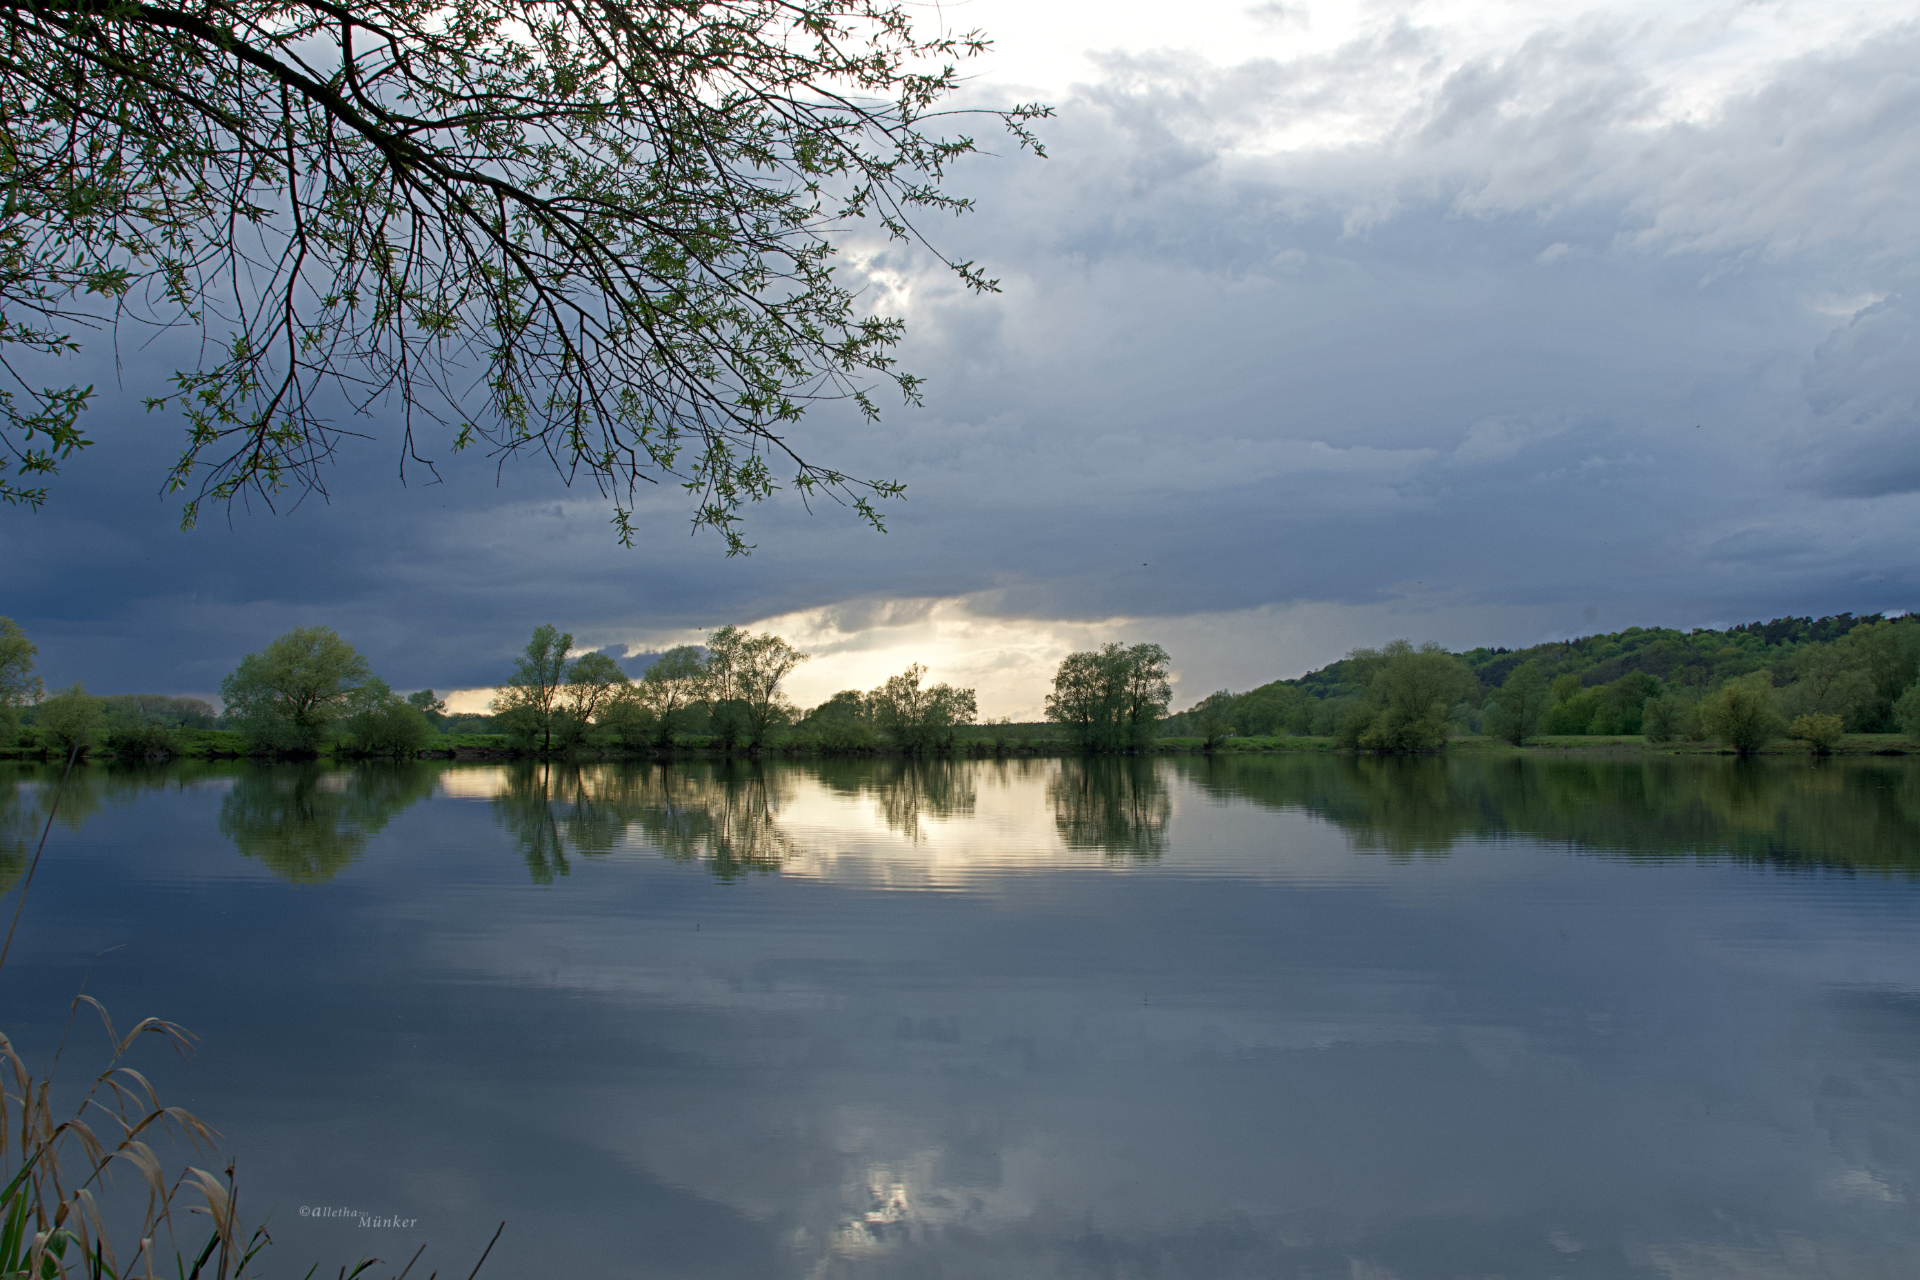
[6, 726, 1916, 763]
[0, 727, 512, 760]
[1158, 732, 1920, 756]
[1451, 733, 1920, 756]
[1155, 735, 1344, 753]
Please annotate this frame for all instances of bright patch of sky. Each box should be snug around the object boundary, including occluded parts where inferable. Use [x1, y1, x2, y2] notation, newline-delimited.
[8, 0, 1920, 710]
[948, 0, 1907, 128]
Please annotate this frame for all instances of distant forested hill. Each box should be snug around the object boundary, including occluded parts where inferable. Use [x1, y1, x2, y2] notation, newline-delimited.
[1168, 611, 1920, 739]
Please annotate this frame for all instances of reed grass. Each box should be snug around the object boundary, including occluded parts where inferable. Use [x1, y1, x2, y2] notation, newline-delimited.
[0, 998, 265, 1279]
[0, 754, 499, 1279]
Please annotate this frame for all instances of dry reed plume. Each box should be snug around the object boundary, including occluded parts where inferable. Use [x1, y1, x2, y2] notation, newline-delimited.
[0, 995, 265, 1278]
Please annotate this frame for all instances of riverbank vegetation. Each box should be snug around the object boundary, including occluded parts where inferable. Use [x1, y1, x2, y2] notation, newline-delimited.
[7, 610, 1920, 761]
[1164, 610, 1920, 758]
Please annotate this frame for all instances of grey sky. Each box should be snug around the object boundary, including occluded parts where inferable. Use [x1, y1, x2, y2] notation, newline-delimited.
[3, 0, 1917, 716]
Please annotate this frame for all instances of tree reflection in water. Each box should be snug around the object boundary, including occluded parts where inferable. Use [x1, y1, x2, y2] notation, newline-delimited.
[1048, 757, 1171, 858]
[1179, 753, 1920, 873]
[11, 753, 1920, 893]
[0, 765, 56, 892]
[1, 765, 104, 893]
[492, 761, 617, 884]
[863, 760, 976, 843]
[0, 760, 251, 890]
[219, 762, 437, 883]
[491, 761, 797, 883]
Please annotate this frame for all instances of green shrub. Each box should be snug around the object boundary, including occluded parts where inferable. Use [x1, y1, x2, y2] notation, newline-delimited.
[1543, 689, 1599, 735]
[1309, 696, 1357, 737]
[1789, 712, 1844, 755]
[1642, 694, 1678, 743]
[495, 701, 546, 750]
[596, 694, 656, 748]
[1337, 641, 1478, 752]
[1591, 671, 1659, 734]
[106, 718, 179, 759]
[343, 679, 436, 756]
[546, 711, 591, 751]
[1896, 681, 1920, 743]
[816, 718, 878, 753]
[1698, 675, 1784, 756]
[1483, 662, 1549, 745]
[37, 683, 103, 756]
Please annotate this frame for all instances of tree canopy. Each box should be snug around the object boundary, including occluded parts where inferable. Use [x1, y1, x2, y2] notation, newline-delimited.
[344, 677, 437, 755]
[1698, 673, 1784, 756]
[702, 625, 807, 748]
[0, 0, 1046, 547]
[0, 619, 39, 737]
[35, 681, 102, 755]
[492, 623, 574, 750]
[1170, 609, 1920, 750]
[561, 650, 630, 724]
[867, 662, 975, 753]
[1482, 661, 1549, 746]
[1045, 643, 1172, 751]
[632, 644, 705, 744]
[220, 625, 372, 751]
[1336, 640, 1477, 753]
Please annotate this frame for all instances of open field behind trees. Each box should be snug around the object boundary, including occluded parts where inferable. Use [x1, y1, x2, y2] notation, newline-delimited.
[5, 611, 1920, 762]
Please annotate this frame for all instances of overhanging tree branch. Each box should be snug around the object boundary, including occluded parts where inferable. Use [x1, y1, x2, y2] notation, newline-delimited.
[0, 0, 1048, 549]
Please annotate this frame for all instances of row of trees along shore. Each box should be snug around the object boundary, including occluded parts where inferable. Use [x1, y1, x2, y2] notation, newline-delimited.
[8, 611, 1920, 761]
[0, 619, 1173, 759]
[1166, 611, 1920, 756]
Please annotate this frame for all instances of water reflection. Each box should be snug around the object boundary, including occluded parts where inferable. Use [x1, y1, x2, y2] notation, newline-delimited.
[628, 764, 794, 881]
[11, 753, 1920, 1277]
[484, 758, 1173, 883]
[0, 770, 43, 891]
[491, 761, 798, 883]
[219, 763, 436, 883]
[845, 759, 977, 843]
[1182, 753, 1920, 872]
[2, 761, 242, 889]
[492, 761, 624, 883]
[1048, 757, 1170, 857]
[14, 753, 1920, 888]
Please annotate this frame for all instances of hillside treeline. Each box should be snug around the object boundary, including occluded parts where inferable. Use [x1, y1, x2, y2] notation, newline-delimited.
[1167, 611, 1920, 754]
[9, 609, 1918, 761]
[0, 617, 1173, 759]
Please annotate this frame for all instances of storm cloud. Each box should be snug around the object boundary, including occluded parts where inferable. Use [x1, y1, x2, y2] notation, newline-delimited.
[4, 0, 1918, 714]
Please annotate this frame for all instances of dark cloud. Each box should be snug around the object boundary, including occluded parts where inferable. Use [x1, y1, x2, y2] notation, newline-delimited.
[5, 16, 1920, 694]
[1800, 296, 1920, 497]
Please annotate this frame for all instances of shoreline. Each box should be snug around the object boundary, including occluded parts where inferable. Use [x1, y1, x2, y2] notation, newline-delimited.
[5, 732, 1917, 765]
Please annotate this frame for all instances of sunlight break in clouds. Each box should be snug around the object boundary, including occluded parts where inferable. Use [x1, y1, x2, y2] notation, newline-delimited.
[444, 599, 1120, 720]
[441, 593, 1609, 720]
[14, 0, 1920, 699]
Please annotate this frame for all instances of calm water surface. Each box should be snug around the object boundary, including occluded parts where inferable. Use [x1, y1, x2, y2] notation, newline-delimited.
[3, 753, 1919, 1278]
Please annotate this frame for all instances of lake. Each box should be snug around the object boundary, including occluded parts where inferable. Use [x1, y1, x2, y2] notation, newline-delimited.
[3, 752, 1918, 1278]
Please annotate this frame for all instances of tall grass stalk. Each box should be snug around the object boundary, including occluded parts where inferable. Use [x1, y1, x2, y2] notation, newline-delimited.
[0, 999, 266, 1279]
[0, 758, 496, 1279]
[0, 749, 268, 1279]
[0, 749, 78, 975]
